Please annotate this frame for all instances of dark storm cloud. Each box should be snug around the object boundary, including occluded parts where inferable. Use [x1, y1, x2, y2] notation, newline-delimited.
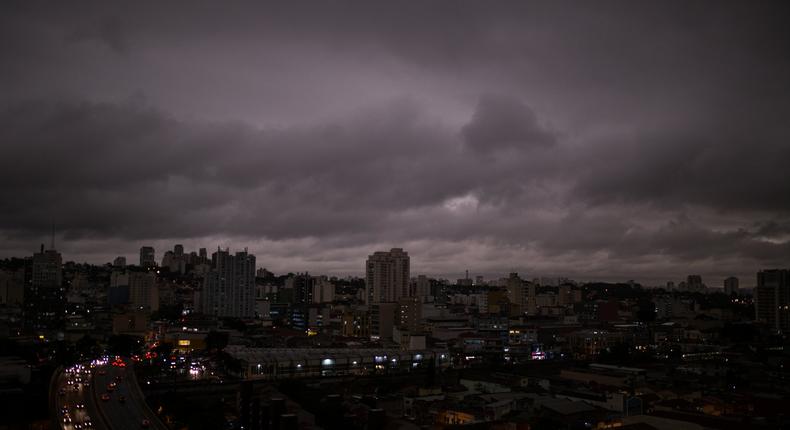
[0, 1, 789, 281]
[0, 99, 471, 239]
[755, 220, 790, 238]
[462, 95, 556, 154]
[573, 128, 790, 212]
[66, 16, 129, 54]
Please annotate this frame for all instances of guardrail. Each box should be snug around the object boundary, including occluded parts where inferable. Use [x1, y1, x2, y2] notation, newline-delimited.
[127, 361, 169, 430]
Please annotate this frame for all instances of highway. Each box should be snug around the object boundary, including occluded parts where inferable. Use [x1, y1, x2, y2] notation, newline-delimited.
[53, 358, 166, 430]
[54, 364, 104, 430]
[90, 358, 167, 430]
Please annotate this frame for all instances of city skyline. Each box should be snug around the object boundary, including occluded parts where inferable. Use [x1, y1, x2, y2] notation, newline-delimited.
[1, 2, 789, 286]
[3, 3, 790, 429]
[4, 240, 761, 288]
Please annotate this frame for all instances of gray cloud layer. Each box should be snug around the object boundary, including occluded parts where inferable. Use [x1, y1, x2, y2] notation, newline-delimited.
[1, 1, 788, 283]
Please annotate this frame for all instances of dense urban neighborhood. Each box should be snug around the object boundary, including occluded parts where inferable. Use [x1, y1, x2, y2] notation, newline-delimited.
[2, 2, 790, 429]
[1, 245, 788, 429]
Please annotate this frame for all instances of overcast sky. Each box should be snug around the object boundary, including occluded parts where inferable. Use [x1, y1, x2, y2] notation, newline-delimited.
[1, 1, 789, 284]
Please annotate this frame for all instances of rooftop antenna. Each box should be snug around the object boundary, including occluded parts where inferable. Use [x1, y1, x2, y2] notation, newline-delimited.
[50, 223, 55, 250]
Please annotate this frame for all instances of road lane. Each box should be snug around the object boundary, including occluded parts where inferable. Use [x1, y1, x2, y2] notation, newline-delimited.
[55, 364, 103, 430]
[91, 359, 166, 430]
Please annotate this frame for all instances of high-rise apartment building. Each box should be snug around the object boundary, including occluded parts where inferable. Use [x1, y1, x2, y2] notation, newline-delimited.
[723, 276, 739, 295]
[139, 246, 156, 267]
[506, 273, 525, 309]
[755, 269, 790, 332]
[397, 296, 422, 331]
[312, 276, 335, 304]
[415, 275, 431, 301]
[365, 248, 410, 305]
[558, 284, 572, 306]
[129, 271, 158, 312]
[286, 273, 314, 305]
[0, 268, 25, 306]
[25, 244, 64, 332]
[505, 272, 536, 315]
[108, 270, 130, 306]
[687, 275, 704, 293]
[370, 302, 397, 340]
[200, 248, 256, 318]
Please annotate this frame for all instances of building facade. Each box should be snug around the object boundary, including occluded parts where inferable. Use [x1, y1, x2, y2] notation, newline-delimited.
[365, 248, 410, 305]
[201, 249, 256, 318]
[139, 246, 156, 267]
[25, 245, 64, 332]
[129, 271, 158, 312]
[755, 269, 790, 332]
[723, 276, 739, 295]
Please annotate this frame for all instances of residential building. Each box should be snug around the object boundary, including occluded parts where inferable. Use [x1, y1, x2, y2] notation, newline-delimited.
[139, 246, 156, 267]
[200, 248, 256, 318]
[365, 248, 410, 304]
[25, 244, 64, 332]
[723, 276, 739, 295]
[129, 271, 158, 312]
[312, 276, 334, 304]
[755, 269, 790, 332]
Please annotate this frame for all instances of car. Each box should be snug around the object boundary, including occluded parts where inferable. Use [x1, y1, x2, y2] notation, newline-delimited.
[61, 407, 69, 415]
[74, 424, 84, 429]
[98, 369, 107, 375]
[107, 383, 116, 391]
[100, 393, 111, 401]
[141, 419, 151, 428]
[118, 395, 126, 403]
[76, 402, 85, 409]
[59, 388, 66, 396]
[63, 415, 72, 424]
